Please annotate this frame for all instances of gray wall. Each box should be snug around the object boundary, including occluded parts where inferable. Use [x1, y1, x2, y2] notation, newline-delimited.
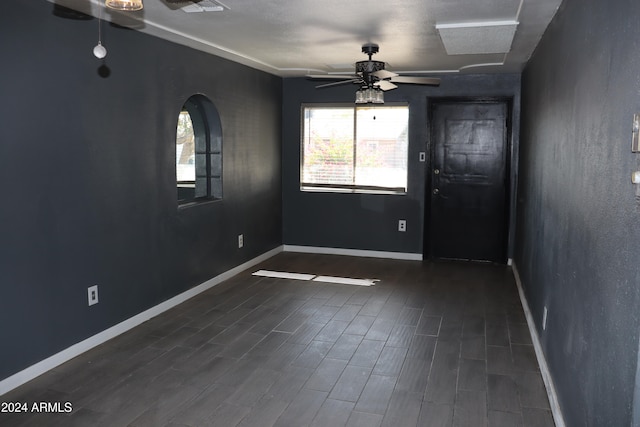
[517, 0, 640, 425]
[0, 1, 282, 381]
[282, 75, 521, 256]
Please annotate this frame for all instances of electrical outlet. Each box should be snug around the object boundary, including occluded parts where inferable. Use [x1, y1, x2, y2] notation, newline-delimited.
[543, 306, 548, 330]
[88, 285, 99, 306]
[398, 220, 406, 232]
[238, 234, 244, 248]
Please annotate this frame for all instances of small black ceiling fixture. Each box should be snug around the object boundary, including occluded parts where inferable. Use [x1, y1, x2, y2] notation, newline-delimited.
[52, 4, 94, 20]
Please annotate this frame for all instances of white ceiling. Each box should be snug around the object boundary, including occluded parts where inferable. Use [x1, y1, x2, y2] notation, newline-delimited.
[50, 0, 563, 77]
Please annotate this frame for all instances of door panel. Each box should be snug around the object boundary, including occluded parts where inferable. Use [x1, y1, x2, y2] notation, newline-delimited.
[429, 101, 509, 263]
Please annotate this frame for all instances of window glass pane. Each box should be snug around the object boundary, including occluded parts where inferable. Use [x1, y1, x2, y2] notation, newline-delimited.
[301, 105, 408, 192]
[302, 107, 354, 186]
[176, 110, 195, 182]
[195, 177, 207, 198]
[355, 106, 408, 189]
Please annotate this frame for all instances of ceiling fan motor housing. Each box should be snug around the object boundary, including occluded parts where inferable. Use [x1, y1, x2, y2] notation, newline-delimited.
[355, 60, 385, 74]
[356, 60, 385, 88]
[361, 43, 379, 56]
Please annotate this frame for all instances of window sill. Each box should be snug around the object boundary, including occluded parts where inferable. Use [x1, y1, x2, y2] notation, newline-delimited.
[178, 197, 221, 210]
[300, 185, 406, 195]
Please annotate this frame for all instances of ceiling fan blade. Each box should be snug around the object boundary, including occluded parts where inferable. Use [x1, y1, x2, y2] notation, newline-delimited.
[307, 74, 359, 80]
[372, 69, 398, 80]
[375, 80, 398, 91]
[315, 79, 362, 89]
[389, 76, 441, 86]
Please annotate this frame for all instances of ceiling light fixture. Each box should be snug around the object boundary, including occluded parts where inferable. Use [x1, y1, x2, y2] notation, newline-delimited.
[105, 0, 143, 11]
[355, 87, 384, 104]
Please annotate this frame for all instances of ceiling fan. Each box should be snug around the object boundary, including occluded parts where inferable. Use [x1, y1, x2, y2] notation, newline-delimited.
[308, 43, 440, 104]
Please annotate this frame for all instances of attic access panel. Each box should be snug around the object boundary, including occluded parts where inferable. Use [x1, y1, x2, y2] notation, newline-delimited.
[436, 21, 519, 55]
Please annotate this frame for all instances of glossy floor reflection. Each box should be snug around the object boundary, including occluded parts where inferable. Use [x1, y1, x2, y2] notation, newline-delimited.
[1, 252, 555, 427]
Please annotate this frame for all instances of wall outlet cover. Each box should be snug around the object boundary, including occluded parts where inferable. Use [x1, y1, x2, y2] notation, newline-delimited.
[88, 285, 99, 306]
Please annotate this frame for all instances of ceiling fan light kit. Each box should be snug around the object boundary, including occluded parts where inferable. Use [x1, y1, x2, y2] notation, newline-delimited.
[105, 0, 143, 11]
[355, 87, 384, 104]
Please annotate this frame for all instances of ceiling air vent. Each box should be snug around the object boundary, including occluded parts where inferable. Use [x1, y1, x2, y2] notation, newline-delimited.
[180, 0, 226, 13]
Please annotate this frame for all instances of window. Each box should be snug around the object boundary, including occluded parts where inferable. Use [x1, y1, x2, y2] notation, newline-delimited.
[301, 104, 409, 193]
[176, 95, 222, 204]
[176, 110, 196, 183]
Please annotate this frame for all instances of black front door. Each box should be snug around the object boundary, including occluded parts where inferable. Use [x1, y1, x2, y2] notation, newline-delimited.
[428, 100, 509, 263]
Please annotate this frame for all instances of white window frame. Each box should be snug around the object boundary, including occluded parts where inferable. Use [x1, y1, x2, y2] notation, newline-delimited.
[300, 103, 409, 194]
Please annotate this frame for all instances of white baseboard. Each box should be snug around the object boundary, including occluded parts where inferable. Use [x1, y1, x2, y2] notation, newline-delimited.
[0, 246, 283, 396]
[283, 245, 423, 261]
[512, 263, 566, 427]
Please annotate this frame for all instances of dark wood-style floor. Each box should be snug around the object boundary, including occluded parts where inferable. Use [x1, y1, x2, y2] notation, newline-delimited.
[1, 252, 554, 427]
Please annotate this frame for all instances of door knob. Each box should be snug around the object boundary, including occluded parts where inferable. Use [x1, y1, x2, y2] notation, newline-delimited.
[434, 169, 440, 175]
[433, 188, 439, 195]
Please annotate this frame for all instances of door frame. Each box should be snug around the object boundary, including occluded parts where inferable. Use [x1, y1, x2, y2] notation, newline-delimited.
[423, 96, 514, 262]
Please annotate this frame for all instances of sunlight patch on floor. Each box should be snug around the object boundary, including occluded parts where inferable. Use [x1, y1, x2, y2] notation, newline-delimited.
[252, 270, 377, 286]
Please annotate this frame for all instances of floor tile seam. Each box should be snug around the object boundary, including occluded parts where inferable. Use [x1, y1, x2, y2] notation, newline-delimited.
[412, 332, 440, 338]
[485, 372, 526, 416]
[245, 333, 292, 359]
[420, 338, 444, 405]
[207, 324, 256, 348]
[76, 370, 151, 412]
[383, 342, 412, 350]
[452, 337, 463, 409]
[311, 333, 345, 344]
[488, 408, 526, 419]
[519, 400, 552, 411]
[222, 334, 274, 360]
[302, 362, 366, 402]
[510, 374, 550, 411]
[351, 373, 400, 417]
[271, 390, 328, 426]
[417, 310, 444, 337]
[342, 340, 385, 371]
[272, 323, 304, 335]
[370, 347, 409, 377]
[214, 295, 265, 314]
[151, 386, 214, 426]
[326, 369, 374, 405]
[307, 356, 349, 372]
